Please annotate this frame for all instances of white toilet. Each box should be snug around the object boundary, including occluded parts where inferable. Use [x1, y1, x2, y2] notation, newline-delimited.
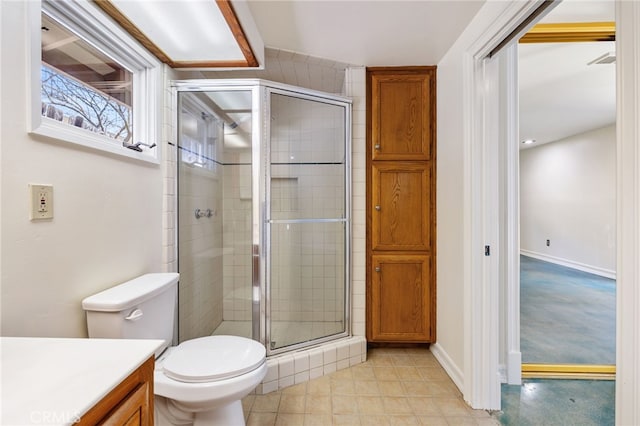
[82, 273, 266, 426]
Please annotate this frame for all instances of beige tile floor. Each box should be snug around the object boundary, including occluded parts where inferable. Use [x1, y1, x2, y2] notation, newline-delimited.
[242, 347, 500, 426]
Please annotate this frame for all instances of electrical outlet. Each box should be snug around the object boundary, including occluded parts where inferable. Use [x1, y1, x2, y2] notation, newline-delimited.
[30, 184, 53, 220]
[546, 239, 550, 247]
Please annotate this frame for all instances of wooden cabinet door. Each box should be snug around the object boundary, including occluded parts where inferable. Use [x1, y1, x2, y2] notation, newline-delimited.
[99, 383, 149, 426]
[370, 71, 434, 161]
[371, 162, 432, 251]
[369, 254, 433, 342]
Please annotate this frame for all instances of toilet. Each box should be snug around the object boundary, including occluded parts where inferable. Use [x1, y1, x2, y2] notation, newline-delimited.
[82, 273, 266, 426]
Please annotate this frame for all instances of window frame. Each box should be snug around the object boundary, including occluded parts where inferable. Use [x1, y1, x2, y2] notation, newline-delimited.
[28, 0, 162, 164]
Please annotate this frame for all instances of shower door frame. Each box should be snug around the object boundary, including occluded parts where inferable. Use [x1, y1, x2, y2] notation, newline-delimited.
[172, 79, 352, 356]
[264, 85, 352, 356]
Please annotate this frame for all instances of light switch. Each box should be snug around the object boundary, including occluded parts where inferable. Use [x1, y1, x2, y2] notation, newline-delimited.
[29, 184, 53, 220]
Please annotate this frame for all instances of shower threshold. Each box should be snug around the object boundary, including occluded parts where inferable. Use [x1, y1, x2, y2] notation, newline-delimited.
[212, 320, 345, 350]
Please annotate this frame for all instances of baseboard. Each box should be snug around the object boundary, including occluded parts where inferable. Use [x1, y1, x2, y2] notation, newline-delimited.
[507, 350, 522, 385]
[430, 342, 464, 393]
[520, 250, 616, 280]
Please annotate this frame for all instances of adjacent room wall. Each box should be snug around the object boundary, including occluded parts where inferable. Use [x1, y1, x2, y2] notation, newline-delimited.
[0, 1, 164, 337]
[520, 124, 616, 277]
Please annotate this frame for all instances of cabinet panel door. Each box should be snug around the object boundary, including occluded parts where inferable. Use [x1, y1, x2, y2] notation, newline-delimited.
[371, 162, 431, 251]
[369, 254, 433, 342]
[370, 72, 433, 161]
[98, 382, 149, 426]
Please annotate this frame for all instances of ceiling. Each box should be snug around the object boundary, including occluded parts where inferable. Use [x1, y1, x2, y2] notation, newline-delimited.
[96, 0, 615, 149]
[245, 1, 485, 66]
[518, 0, 616, 149]
[244, 0, 616, 149]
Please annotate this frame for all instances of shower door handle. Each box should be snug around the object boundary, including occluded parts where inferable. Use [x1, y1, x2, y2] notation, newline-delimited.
[251, 244, 260, 341]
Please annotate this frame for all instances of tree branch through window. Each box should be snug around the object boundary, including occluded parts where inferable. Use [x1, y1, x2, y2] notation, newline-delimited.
[41, 65, 132, 143]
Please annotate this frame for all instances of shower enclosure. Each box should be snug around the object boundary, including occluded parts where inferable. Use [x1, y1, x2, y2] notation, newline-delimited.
[173, 80, 351, 355]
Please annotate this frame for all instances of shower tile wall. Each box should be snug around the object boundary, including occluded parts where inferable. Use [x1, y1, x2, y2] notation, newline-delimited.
[200, 47, 350, 95]
[162, 66, 178, 275]
[178, 166, 224, 341]
[345, 66, 367, 338]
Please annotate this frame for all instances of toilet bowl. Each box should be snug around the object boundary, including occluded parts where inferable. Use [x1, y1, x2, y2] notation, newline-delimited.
[154, 335, 267, 425]
[82, 273, 266, 426]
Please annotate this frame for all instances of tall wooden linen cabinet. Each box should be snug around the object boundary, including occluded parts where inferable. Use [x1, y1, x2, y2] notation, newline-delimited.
[366, 67, 436, 343]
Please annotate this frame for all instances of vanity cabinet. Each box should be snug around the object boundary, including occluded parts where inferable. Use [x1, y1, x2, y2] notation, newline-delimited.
[366, 67, 436, 344]
[79, 356, 154, 426]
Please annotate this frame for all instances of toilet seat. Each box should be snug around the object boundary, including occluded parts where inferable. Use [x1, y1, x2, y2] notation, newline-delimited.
[162, 335, 266, 383]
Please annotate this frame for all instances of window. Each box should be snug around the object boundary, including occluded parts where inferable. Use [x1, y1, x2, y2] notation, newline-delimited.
[179, 96, 221, 173]
[29, 0, 161, 163]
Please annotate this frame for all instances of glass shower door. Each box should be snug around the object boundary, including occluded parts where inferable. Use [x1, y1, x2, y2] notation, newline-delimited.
[267, 91, 350, 352]
[177, 88, 256, 343]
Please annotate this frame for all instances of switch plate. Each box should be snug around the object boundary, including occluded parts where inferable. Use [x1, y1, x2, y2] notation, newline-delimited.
[29, 184, 53, 220]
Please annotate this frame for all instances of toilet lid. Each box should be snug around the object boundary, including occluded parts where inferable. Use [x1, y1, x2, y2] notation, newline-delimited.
[162, 336, 266, 383]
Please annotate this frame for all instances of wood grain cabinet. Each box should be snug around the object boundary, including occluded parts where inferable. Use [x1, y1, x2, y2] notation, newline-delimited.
[78, 356, 154, 426]
[370, 254, 432, 341]
[366, 67, 436, 343]
[371, 162, 432, 252]
[370, 71, 434, 161]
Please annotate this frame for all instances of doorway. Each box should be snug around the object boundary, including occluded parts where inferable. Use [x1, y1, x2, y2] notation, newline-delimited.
[517, 9, 616, 377]
[462, 0, 640, 420]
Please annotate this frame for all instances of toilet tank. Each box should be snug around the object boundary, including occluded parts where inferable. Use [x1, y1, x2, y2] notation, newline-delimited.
[82, 273, 179, 357]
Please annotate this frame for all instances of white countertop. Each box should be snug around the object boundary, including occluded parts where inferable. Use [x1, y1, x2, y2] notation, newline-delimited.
[1, 337, 162, 426]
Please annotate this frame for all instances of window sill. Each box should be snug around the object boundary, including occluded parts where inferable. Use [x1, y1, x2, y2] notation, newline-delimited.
[32, 117, 159, 165]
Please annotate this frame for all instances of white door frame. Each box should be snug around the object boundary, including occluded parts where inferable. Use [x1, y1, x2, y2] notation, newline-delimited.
[614, 2, 640, 424]
[463, 0, 549, 409]
[497, 43, 522, 387]
[465, 0, 640, 422]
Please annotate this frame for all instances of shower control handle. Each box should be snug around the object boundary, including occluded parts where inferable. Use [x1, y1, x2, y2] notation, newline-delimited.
[195, 208, 214, 219]
[375, 205, 381, 211]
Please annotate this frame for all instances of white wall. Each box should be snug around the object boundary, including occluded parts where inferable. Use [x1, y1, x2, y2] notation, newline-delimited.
[434, 51, 466, 379]
[520, 124, 616, 275]
[0, 1, 164, 337]
[435, 0, 518, 391]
